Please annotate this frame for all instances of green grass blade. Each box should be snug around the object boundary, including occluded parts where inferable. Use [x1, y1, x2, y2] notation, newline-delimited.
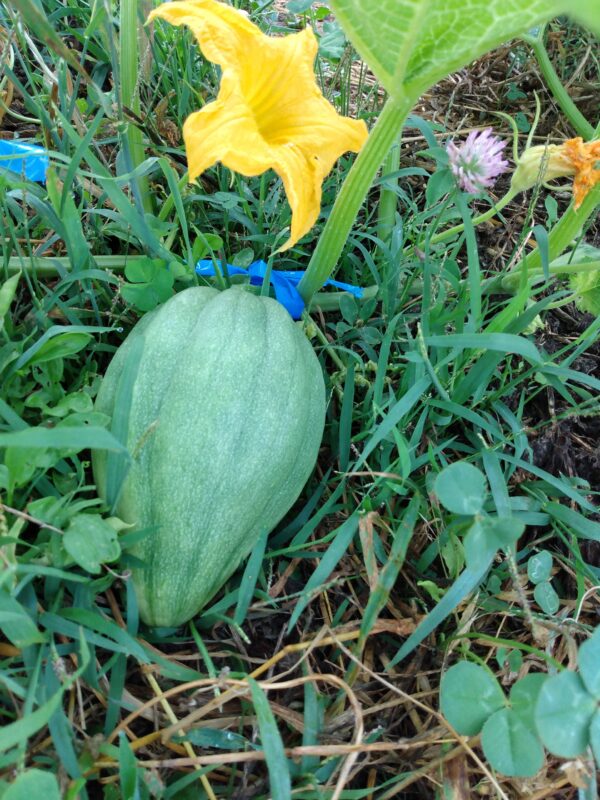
[248, 678, 291, 800]
[387, 561, 491, 668]
[287, 514, 358, 633]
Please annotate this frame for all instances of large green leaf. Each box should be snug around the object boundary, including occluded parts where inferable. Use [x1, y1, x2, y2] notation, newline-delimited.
[330, 0, 600, 96]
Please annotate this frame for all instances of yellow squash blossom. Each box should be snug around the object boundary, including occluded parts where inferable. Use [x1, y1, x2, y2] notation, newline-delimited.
[149, 0, 368, 250]
[511, 137, 600, 208]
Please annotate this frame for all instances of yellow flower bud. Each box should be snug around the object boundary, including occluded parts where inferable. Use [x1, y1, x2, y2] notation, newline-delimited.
[510, 138, 600, 209]
[510, 144, 574, 193]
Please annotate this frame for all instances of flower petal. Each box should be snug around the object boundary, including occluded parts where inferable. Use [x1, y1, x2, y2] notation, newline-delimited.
[148, 0, 261, 67]
[271, 145, 325, 251]
[150, 0, 368, 248]
[564, 138, 600, 209]
[183, 94, 273, 180]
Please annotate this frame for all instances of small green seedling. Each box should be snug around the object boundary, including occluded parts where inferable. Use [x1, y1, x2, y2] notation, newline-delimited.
[527, 549, 559, 615]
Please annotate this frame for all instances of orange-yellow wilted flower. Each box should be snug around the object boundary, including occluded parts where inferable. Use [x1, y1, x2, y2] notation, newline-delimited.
[149, 0, 368, 250]
[510, 137, 600, 208]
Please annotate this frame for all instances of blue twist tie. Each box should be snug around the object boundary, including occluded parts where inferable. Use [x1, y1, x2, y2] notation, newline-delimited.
[0, 140, 48, 183]
[196, 259, 363, 320]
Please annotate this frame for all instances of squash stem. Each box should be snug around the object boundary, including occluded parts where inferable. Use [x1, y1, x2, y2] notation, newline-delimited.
[521, 30, 595, 140]
[297, 94, 414, 305]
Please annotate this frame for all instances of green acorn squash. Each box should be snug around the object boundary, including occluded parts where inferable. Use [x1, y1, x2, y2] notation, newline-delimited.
[93, 287, 325, 626]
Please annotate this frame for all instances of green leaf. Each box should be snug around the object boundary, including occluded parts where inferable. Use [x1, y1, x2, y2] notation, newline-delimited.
[425, 333, 542, 365]
[63, 515, 121, 574]
[0, 690, 63, 754]
[463, 516, 525, 570]
[481, 707, 544, 777]
[389, 561, 491, 667]
[121, 258, 174, 312]
[533, 581, 559, 615]
[434, 462, 487, 515]
[192, 233, 224, 263]
[286, 515, 358, 633]
[248, 678, 291, 800]
[0, 593, 47, 648]
[590, 711, 600, 766]
[579, 628, 600, 699]
[331, 0, 600, 96]
[234, 528, 268, 627]
[440, 662, 505, 735]
[535, 671, 596, 757]
[527, 550, 552, 584]
[178, 728, 252, 750]
[0, 272, 20, 326]
[3, 770, 61, 800]
[318, 21, 346, 60]
[118, 732, 139, 800]
[545, 502, 600, 542]
[0, 426, 128, 453]
[570, 268, 600, 315]
[510, 674, 547, 729]
[287, 0, 315, 11]
[25, 333, 92, 367]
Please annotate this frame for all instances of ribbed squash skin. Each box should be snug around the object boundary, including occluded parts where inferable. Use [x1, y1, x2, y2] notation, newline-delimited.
[93, 288, 325, 626]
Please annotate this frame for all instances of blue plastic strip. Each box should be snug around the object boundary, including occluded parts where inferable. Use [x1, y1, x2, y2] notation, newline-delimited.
[0, 140, 49, 182]
[196, 260, 363, 319]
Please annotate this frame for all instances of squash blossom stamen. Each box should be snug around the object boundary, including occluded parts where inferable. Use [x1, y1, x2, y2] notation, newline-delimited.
[148, 0, 369, 251]
[510, 137, 600, 208]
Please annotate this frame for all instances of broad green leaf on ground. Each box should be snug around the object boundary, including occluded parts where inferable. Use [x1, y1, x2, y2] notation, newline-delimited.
[527, 550, 553, 584]
[590, 711, 600, 766]
[3, 770, 61, 800]
[579, 628, 600, 699]
[533, 581, 560, 615]
[24, 333, 92, 367]
[463, 516, 525, 570]
[481, 708, 544, 777]
[510, 674, 547, 730]
[0, 593, 47, 648]
[535, 671, 596, 757]
[121, 258, 175, 312]
[433, 462, 487, 516]
[440, 662, 505, 735]
[330, 0, 600, 96]
[63, 515, 121, 574]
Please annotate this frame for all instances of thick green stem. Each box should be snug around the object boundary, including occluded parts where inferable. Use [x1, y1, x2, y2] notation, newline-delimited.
[501, 259, 600, 292]
[5, 255, 143, 276]
[522, 32, 595, 140]
[120, 0, 152, 213]
[297, 94, 413, 305]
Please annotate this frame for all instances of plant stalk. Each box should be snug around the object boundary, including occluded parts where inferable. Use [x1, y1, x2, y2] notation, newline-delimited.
[522, 31, 595, 140]
[120, 0, 152, 213]
[297, 94, 413, 305]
